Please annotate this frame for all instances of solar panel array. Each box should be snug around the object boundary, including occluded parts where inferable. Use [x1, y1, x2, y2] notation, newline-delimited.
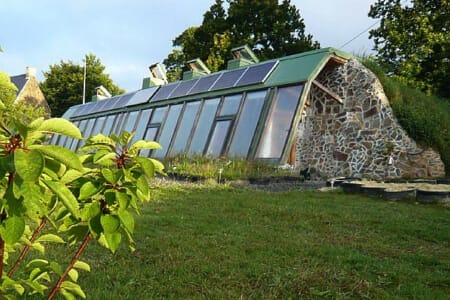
[150, 60, 278, 103]
[71, 86, 159, 117]
[70, 61, 278, 116]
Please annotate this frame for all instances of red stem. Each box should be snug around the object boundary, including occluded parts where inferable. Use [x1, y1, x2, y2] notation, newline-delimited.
[47, 233, 92, 300]
[0, 238, 4, 282]
[7, 219, 47, 277]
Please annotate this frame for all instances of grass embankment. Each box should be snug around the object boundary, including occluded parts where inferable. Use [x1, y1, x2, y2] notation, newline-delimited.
[35, 184, 450, 299]
[362, 59, 450, 176]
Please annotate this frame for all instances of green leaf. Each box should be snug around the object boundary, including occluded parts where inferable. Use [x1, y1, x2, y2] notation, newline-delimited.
[43, 180, 80, 219]
[116, 191, 130, 210]
[150, 158, 166, 174]
[1, 216, 25, 244]
[36, 118, 82, 139]
[136, 175, 149, 201]
[26, 259, 49, 269]
[104, 232, 122, 253]
[79, 181, 100, 200]
[135, 157, 155, 179]
[88, 215, 102, 237]
[60, 169, 84, 184]
[101, 168, 120, 184]
[14, 149, 44, 182]
[130, 140, 161, 152]
[100, 214, 120, 234]
[29, 117, 45, 130]
[29, 145, 84, 171]
[94, 152, 116, 166]
[49, 261, 63, 275]
[73, 260, 91, 272]
[35, 234, 65, 244]
[118, 210, 134, 233]
[61, 281, 86, 298]
[60, 289, 77, 300]
[68, 269, 79, 282]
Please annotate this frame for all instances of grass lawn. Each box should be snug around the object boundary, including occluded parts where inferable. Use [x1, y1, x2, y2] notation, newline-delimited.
[31, 183, 450, 299]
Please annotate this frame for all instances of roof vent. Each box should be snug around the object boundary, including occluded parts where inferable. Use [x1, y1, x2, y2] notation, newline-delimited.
[143, 63, 168, 88]
[183, 58, 210, 80]
[92, 85, 112, 102]
[227, 45, 259, 70]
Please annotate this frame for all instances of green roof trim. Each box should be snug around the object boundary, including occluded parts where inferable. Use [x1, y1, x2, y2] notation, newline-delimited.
[264, 47, 353, 87]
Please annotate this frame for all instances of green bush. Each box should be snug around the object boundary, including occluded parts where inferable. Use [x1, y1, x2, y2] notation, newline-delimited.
[362, 59, 450, 176]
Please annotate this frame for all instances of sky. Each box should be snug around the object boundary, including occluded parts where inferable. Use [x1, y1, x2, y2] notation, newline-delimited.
[0, 0, 378, 92]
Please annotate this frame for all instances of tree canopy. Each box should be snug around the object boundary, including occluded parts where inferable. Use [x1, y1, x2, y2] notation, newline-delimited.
[40, 54, 125, 117]
[369, 0, 450, 99]
[163, 0, 320, 81]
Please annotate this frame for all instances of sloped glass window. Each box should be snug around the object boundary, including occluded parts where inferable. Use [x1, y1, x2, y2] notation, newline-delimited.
[102, 114, 117, 136]
[188, 98, 220, 155]
[256, 85, 303, 159]
[228, 90, 267, 157]
[151, 107, 168, 123]
[78, 118, 96, 148]
[122, 111, 139, 134]
[206, 120, 232, 156]
[133, 109, 152, 142]
[140, 127, 159, 157]
[219, 94, 242, 116]
[169, 101, 200, 155]
[111, 113, 126, 135]
[91, 116, 106, 136]
[69, 119, 88, 151]
[153, 104, 182, 157]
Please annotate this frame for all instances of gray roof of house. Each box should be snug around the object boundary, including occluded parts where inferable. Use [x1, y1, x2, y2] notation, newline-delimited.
[10, 74, 28, 94]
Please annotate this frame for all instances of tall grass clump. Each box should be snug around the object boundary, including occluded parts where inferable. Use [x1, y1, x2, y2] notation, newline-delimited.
[163, 154, 294, 180]
[362, 58, 450, 176]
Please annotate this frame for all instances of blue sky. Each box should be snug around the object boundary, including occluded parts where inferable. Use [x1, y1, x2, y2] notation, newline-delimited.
[1, 0, 377, 92]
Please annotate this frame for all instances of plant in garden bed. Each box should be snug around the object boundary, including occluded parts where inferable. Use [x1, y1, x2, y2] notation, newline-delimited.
[0, 96, 163, 299]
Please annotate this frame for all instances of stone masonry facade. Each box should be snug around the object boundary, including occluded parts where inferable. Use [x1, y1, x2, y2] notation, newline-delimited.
[296, 59, 445, 180]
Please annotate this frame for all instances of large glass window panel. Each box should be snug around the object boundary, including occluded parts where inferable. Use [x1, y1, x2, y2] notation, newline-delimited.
[140, 127, 159, 157]
[111, 113, 126, 135]
[188, 98, 220, 155]
[91, 116, 106, 136]
[150, 107, 168, 124]
[102, 114, 117, 136]
[70, 119, 88, 151]
[133, 109, 152, 142]
[219, 94, 242, 116]
[122, 111, 139, 134]
[169, 101, 200, 155]
[78, 118, 96, 148]
[206, 120, 232, 156]
[153, 104, 182, 157]
[228, 90, 267, 157]
[256, 85, 303, 159]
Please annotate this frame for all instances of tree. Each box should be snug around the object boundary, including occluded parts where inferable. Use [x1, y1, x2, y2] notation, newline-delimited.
[164, 0, 320, 81]
[369, 0, 450, 98]
[40, 54, 125, 117]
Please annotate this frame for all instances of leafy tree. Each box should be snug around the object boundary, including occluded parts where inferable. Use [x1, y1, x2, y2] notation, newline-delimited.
[40, 54, 125, 117]
[369, 0, 450, 98]
[0, 71, 17, 103]
[164, 0, 319, 81]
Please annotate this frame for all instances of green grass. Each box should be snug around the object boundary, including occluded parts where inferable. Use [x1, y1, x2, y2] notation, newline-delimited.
[22, 183, 450, 299]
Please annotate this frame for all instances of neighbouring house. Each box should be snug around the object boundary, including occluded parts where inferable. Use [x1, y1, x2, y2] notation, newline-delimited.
[10, 67, 51, 116]
[55, 47, 445, 180]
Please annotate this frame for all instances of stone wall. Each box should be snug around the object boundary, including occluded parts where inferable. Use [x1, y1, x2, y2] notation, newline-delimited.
[295, 59, 445, 180]
[16, 76, 51, 117]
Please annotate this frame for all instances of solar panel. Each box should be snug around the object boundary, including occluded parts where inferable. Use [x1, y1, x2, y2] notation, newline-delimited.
[169, 78, 199, 98]
[150, 83, 179, 102]
[98, 95, 122, 111]
[127, 87, 159, 106]
[188, 73, 221, 95]
[210, 68, 247, 91]
[235, 61, 278, 86]
[110, 93, 134, 110]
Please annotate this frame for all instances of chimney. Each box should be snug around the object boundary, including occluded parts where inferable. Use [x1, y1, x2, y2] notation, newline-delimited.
[25, 66, 36, 79]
